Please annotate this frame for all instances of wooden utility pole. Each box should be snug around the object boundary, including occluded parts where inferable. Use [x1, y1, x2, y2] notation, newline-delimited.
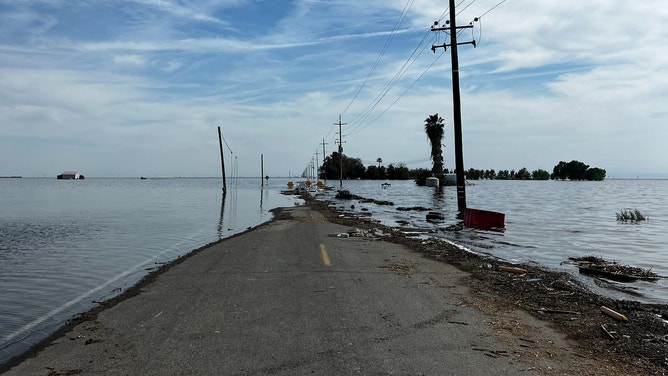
[335, 115, 347, 188]
[430, 0, 476, 213]
[217, 126, 227, 195]
[320, 138, 327, 183]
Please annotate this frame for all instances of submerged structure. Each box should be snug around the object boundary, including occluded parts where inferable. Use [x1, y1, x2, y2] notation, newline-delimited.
[56, 171, 85, 180]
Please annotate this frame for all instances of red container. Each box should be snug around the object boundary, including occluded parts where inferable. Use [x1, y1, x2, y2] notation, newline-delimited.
[464, 208, 505, 230]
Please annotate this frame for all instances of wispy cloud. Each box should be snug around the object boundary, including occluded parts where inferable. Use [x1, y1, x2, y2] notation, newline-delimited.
[1, 0, 667, 177]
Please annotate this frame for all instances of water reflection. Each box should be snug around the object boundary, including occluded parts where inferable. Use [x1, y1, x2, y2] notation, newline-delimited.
[217, 191, 226, 240]
[431, 186, 446, 206]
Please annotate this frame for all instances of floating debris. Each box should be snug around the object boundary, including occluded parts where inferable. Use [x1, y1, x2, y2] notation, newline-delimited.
[567, 256, 661, 282]
[396, 206, 432, 212]
[335, 190, 353, 199]
[426, 211, 445, 222]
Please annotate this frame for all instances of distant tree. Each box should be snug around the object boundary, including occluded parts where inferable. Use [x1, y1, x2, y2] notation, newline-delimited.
[566, 160, 589, 180]
[346, 157, 366, 179]
[466, 168, 483, 180]
[496, 170, 510, 180]
[515, 167, 531, 180]
[551, 161, 569, 180]
[531, 169, 550, 180]
[551, 160, 605, 181]
[365, 165, 378, 179]
[386, 164, 395, 179]
[584, 167, 606, 181]
[321, 152, 366, 180]
[423, 114, 445, 176]
[386, 163, 410, 180]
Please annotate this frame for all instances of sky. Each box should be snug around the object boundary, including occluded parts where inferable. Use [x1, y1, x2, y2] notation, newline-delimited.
[1, 0, 667, 178]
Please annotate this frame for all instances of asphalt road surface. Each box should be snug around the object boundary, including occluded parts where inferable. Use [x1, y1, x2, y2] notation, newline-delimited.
[4, 207, 551, 375]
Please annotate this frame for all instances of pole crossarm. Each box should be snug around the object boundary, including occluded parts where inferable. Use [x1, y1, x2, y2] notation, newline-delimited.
[430, 24, 476, 52]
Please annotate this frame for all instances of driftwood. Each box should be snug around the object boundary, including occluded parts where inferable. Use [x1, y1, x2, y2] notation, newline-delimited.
[498, 266, 528, 275]
[600, 305, 629, 322]
[538, 308, 581, 315]
[601, 324, 615, 340]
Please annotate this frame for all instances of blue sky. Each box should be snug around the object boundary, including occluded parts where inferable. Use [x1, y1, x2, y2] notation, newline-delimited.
[1, 0, 667, 178]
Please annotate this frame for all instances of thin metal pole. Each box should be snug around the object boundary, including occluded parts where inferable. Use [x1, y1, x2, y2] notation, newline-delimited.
[261, 154, 264, 186]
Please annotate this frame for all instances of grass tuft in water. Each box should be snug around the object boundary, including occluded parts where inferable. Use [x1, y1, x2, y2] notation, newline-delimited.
[615, 208, 647, 223]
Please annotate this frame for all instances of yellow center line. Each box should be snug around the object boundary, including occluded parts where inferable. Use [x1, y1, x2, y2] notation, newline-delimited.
[319, 244, 331, 267]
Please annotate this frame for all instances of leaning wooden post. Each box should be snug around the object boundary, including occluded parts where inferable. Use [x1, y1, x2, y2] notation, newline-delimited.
[218, 126, 227, 195]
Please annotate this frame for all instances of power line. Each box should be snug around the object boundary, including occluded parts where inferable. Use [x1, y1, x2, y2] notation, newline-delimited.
[348, 49, 446, 137]
[479, 0, 508, 19]
[345, 31, 436, 135]
[305, 0, 508, 170]
[220, 131, 234, 154]
[341, 0, 416, 116]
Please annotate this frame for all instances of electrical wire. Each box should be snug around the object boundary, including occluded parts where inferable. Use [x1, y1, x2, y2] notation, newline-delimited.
[341, 0, 415, 116]
[348, 49, 446, 137]
[221, 132, 233, 154]
[479, 0, 507, 19]
[345, 31, 435, 135]
[347, 0, 478, 136]
[304, 0, 508, 167]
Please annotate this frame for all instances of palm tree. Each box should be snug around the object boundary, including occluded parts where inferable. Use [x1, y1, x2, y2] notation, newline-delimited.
[424, 114, 445, 175]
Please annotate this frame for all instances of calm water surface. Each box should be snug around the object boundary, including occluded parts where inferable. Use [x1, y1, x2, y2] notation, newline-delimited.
[0, 177, 301, 365]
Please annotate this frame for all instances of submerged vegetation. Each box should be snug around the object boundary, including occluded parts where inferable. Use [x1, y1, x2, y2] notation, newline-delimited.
[616, 208, 647, 223]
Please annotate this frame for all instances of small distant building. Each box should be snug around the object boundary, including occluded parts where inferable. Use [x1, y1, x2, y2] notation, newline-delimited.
[57, 171, 85, 180]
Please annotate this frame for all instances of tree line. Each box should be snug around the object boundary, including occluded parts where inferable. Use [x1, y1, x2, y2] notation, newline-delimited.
[317, 154, 606, 182]
[316, 113, 605, 183]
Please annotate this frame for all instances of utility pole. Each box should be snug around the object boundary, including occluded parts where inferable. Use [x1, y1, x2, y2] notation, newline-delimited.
[315, 150, 320, 180]
[320, 138, 327, 182]
[334, 115, 347, 188]
[430, 0, 476, 213]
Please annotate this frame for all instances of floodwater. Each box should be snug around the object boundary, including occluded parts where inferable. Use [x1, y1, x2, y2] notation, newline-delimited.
[0, 177, 301, 365]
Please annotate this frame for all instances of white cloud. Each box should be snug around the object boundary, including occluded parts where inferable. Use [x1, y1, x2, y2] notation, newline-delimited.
[1, 0, 667, 177]
[113, 54, 147, 67]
